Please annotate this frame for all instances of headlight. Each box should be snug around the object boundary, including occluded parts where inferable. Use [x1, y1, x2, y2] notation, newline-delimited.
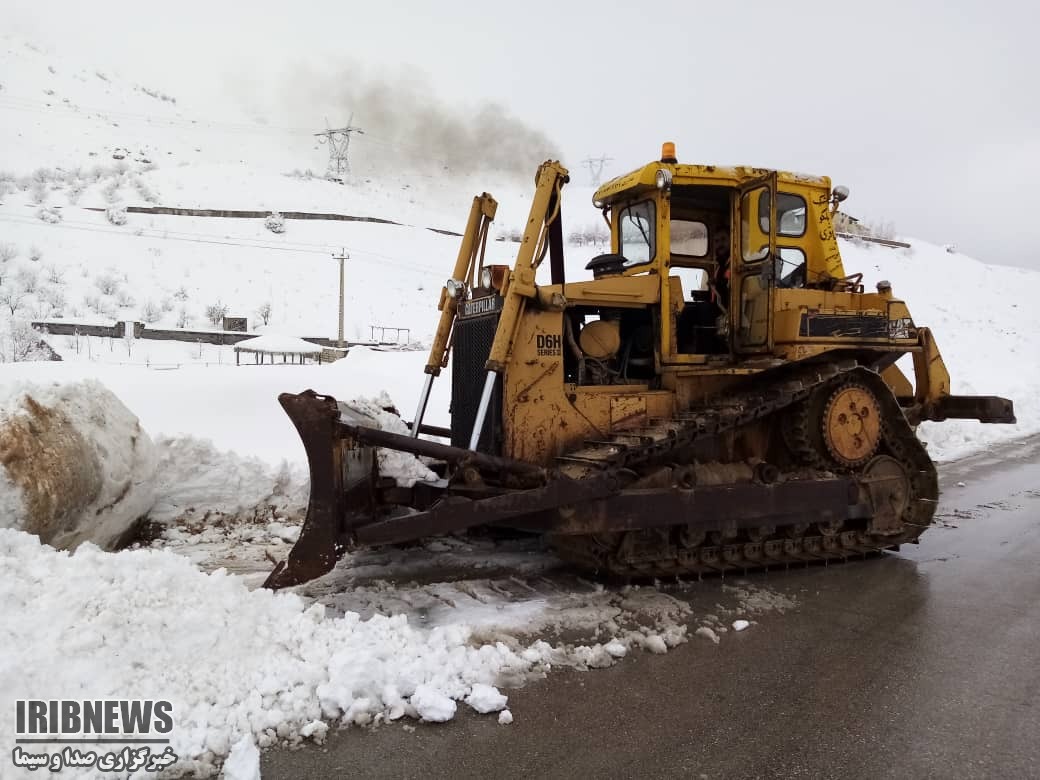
[479, 267, 493, 289]
[445, 278, 466, 299]
[655, 169, 673, 190]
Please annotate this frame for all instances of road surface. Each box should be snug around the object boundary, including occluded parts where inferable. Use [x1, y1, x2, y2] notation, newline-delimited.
[263, 437, 1040, 779]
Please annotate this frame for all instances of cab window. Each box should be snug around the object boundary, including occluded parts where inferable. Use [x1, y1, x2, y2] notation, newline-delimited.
[776, 247, 807, 288]
[760, 192, 807, 237]
[670, 219, 708, 258]
[619, 201, 656, 267]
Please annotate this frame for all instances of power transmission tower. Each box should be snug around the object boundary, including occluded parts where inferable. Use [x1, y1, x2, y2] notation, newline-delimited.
[316, 115, 364, 181]
[581, 154, 613, 186]
[332, 248, 349, 347]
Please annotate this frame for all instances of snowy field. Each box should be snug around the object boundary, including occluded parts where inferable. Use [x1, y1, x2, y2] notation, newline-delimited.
[1, 32, 1039, 779]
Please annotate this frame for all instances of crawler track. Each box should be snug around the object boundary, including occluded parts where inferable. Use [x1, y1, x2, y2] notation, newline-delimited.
[550, 362, 939, 577]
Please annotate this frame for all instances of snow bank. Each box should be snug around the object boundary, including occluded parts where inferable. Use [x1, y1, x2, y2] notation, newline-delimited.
[0, 530, 562, 777]
[0, 379, 157, 549]
[341, 392, 438, 486]
[147, 435, 307, 525]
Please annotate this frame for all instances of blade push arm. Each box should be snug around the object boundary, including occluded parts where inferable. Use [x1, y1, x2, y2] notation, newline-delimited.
[425, 193, 498, 376]
[468, 160, 570, 450]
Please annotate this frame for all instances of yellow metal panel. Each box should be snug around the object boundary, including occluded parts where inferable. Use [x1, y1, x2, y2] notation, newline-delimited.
[882, 364, 914, 399]
[555, 273, 661, 305]
[912, 327, 951, 402]
[609, 396, 648, 432]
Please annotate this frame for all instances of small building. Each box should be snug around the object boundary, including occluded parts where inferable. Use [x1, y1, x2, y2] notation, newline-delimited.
[233, 335, 324, 365]
[223, 316, 248, 332]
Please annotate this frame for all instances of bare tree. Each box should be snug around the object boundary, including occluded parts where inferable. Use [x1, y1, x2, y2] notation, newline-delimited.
[17, 267, 39, 294]
[205, 301, 229, 326]
[0, 284, 27, 316]
[1, 319, 51, 362]
[140, 300, 162, 324]
[83, 293, 105, 315]
[0, 243, 17, 269]
[256, 301, 272, 326]
[95, 273, 120, 296]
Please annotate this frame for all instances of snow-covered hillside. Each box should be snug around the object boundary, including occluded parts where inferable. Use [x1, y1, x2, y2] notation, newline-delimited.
[0, 33, 589, 343]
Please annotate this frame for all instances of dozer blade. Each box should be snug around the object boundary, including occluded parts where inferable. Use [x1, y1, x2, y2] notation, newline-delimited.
[263, 391, 378, 590]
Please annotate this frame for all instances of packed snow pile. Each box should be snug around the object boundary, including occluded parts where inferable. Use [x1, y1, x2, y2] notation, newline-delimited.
[0, 379, 156, 549]
[343, 392, 439, 486]
[0, 529, 644, 777]
[221, 736, 261, 780]
[147, 435, 308, 526]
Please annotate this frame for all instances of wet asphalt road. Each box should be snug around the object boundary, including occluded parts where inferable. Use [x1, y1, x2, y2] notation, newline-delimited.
[263, 438, 1040, 780]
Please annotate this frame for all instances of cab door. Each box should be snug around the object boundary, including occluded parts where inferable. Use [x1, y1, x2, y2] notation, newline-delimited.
[733, 172, 777, 354]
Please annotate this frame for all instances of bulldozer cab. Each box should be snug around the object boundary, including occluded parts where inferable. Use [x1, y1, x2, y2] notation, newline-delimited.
[599, 165, 792, 364]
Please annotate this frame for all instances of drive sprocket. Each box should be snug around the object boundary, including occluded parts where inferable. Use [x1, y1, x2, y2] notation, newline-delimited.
[821, 382, 881, 467]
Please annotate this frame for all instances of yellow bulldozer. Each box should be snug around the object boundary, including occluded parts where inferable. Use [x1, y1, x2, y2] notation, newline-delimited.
[264, 143, 1015, 589]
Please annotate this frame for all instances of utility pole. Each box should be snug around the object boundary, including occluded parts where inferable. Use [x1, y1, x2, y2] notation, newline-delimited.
[332, 248, 349, 347]
[581, 154, 613, 187]
[315, 114, 364, 181]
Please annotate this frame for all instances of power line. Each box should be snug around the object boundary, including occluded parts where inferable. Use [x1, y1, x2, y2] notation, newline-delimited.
[0, 213, 443, 276]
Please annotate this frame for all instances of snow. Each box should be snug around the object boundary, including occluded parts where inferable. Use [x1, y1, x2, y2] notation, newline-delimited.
[0, 524, 795, 776]
[221, 737, 260, 780]
[0, 348, 446, 468]
[643, 635, 669, 654]
[695, 627, 721, 645]
[409, 685, 457, 723]
[604, 640, 628, 658]
[732, 619, 750, 632]
[233, 334, 323, 355]
[0, 379, 156, 549]
[0, 530, 560, 775]
[339, 392, 439, 486]
[147, 435, 307, 526]
[498, 710, 513, 725]
[0, 463, 25, 531]
[465, 683, 509, 714]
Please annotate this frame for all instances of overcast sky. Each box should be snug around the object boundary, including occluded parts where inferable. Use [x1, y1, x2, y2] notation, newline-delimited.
[7, 0, 1039, 268]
